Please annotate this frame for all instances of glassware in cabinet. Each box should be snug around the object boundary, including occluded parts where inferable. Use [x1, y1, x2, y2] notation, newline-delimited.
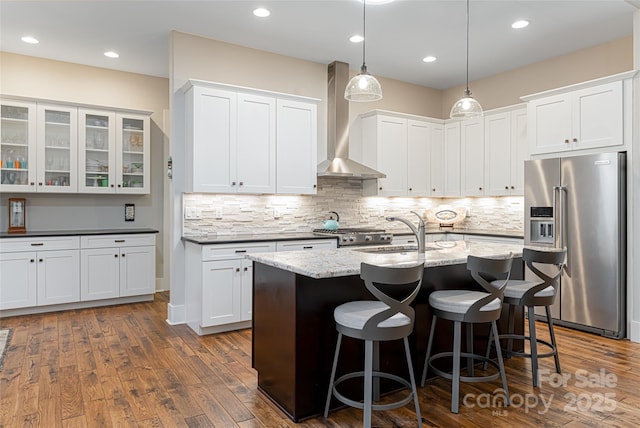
[0, 100, 36, 191]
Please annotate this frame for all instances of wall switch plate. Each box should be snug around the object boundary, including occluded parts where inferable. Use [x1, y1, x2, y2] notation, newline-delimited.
[378, 207, 385, 217]
[185, 207, 201, 219]
[215, 207, 223, 219]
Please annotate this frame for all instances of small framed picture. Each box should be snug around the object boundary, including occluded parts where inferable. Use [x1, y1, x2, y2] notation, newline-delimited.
[8, 198, 26, 234]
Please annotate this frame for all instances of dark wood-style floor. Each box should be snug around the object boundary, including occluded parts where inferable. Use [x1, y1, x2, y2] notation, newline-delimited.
[1, 292, 639, 427]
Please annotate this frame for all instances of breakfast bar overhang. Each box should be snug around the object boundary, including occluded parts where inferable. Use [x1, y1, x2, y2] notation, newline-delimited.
[248, 241, 525, 422]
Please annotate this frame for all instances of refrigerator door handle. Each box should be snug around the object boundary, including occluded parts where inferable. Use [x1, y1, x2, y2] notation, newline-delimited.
[559, 185, 567, 249]
[553, 186, 560, 248]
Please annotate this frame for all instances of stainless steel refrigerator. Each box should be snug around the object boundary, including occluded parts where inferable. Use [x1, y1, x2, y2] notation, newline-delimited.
[524, 151, 626, 338]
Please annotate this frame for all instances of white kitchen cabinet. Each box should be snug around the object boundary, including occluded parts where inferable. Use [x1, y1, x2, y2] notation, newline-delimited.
[185, 241, 276, 335]
[526, 80, 624, 155]
[0, 99, 37, 192]
[80, 234, 156, 301]
[483, 108, 527, 196]
[443, 122, 461, 197]
[0, 236, 80, 310]
[184, 80, 319, 195]
[460, 117, 485, 196]
[361, 112, 435, 197]
[36, 104, 78, 192]
[78, 109, 150, 194]
[429, 123, 445, 197]
[275, 239, 337, 252]
[276, 99, 318, 194]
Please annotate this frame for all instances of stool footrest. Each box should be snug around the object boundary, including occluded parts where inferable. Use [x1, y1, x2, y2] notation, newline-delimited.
[332, 371, 414, 411]
[428, 352, 501, 383]
[496, 333, 558, 359]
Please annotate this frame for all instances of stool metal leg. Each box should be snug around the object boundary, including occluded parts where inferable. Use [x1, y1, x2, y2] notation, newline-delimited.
[403, 337, 423, 428]
[324, 332, 343, 418]
[506, 304, 515, 358]
[364, 339, 373, 428]
[528, 306, 540, 387]
[452, 321, 461, 414]
[546, 305, 561, 374]
[373, 341, 380, 402]
[491, 320, 510, 406]
[421, 315, 437, 387]
[466, 324, 474, 377]
[482, 324, 493, 371]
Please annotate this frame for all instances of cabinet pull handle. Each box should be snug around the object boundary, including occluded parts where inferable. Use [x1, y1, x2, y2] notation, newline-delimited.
[115, 240, 125, 243]
[31, 243, 44, 246]
[235, 250, 247, 253]
[303, 246, 313, 249]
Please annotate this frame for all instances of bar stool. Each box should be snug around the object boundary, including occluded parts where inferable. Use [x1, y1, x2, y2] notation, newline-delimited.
[324, 262, 424, 428]
[420, 255, 513, 414]
[484, 248, 566, 387]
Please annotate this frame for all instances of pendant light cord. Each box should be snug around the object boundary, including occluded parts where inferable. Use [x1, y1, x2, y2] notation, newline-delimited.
[362, 0, 367, 72]
[465, 0, 470, 94]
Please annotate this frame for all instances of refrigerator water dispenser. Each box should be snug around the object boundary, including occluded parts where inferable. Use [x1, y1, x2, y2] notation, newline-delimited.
[530, 220, 554, 244]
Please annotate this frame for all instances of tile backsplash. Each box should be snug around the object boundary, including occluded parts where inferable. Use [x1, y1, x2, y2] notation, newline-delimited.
[183, 177, 524, 236]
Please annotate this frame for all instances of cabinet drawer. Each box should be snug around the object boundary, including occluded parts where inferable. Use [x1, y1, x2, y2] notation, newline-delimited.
[201, 242, 276, 261]
[276, 239, 337, 252]
[0, 236, 80, 253]
[81, 234, 156, 249]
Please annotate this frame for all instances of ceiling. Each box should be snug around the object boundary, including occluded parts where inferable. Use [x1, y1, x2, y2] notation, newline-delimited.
[0, 1, 636, 90]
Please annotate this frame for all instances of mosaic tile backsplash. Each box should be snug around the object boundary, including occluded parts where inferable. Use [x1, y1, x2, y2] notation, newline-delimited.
[183, 177, 524, 236]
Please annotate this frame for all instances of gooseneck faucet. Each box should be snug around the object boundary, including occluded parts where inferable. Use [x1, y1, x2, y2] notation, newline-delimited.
[386, 211, 426, 253]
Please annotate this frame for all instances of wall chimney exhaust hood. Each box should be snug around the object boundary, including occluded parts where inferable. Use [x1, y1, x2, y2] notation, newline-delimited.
[317, 61, 385, 179]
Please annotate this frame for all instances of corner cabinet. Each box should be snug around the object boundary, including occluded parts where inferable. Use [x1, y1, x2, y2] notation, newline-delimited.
[0, 97, 151, 194]
[183, 80, 319, 195]
[522, 72, 635, 156]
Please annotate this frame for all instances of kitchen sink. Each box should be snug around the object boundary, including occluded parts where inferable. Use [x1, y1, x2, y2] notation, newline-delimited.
[354, 246, 419, 254]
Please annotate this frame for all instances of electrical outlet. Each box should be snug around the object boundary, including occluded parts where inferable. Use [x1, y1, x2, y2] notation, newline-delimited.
[378, 207, 385, 217]
[215, 207, 223, 219]
[465, 206, 472, 216]
[273, 207, 282, 219]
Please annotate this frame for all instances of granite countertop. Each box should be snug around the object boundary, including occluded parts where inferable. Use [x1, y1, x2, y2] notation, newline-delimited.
[247, 241, 526, 279]
[0, 228, 159, 239]
[182, 232, 339, 245]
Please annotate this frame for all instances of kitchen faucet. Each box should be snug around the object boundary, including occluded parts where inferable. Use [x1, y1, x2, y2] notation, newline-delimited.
[386, 211, 425, 253]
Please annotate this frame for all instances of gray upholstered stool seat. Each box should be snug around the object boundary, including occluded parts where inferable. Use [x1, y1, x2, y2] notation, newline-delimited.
[484, 248, 566, 387]
[421, 255, 513, 414]
[325, 262, 424, 428]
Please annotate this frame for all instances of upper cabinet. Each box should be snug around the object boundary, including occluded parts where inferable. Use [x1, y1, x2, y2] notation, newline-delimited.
[183, 80, 319, 195]
[443, 121, 461, 197]
[523, 72, 635, 156]
[460, 117, 485, 197]
[0, 97, 151, 194]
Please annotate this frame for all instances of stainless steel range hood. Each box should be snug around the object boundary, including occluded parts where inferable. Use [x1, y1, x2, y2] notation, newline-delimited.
[317, 61, 385, 179]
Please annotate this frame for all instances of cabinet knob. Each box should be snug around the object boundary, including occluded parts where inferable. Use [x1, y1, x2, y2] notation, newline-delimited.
[239, 182, 244, 186]
[409, 188, 413, 191]
[236, 268, 240, 272]
[232, 181, 236, 186]
[117, 184, 121, 188]
[114, 254, 118, 258]
[121, 254, 125, 257]
[379, 187, 383, 191]
[505, 186, 509, 189]
[110, 184, 115, 188]
[573, 138, 578, 143]
[39, 258, 43, 262]
[30, 259, 35, 263]
[244, 267, 249, 271]
[511, 186, 515, 189]
[38, 182, 43, 186]
[564, 139, 570, 144]
[479, 187, 483, 191]
[31, 182, 35, 186]
[432, 188, 436, 192]
[313, 184, 317, 189]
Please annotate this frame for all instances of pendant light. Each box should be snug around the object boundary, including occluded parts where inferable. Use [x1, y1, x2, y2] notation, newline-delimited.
[344, 0, 382, 102]
[450, 0, 483, 118]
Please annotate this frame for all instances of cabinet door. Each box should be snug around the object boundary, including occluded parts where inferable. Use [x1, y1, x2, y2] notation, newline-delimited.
[119, 245, 155, 297]
[377, 116, 407, 196]
[0, 99, 37, 192]
[510, 109, 528, 195]
[461, 118, 485, 196]
[78, 109, 116, 193]
[37, 249, 80, 305]
[573, 81, 623, 151]
[188, 86, 237, 193]
[276, 99, 317, 194]
[484, 112, 511, 196]
[116, 113, 150, 194]
[240, 259, 253, 322]
[429, 124, 445, 197]
[443, 122, 461, 197]
[407, 120, 430, 196]
[36, 104, 78, 193]
[80, 247, 120, 301]
[0, 251, 37, 309]
[236, 93, 276, 193]
[201, 259, 242, 327]
[528, 94, 572, 154]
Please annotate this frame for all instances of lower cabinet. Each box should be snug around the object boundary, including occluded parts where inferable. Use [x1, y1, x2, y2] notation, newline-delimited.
[0, 233, 156, 314]
[0, 237, 80, 310]
[80, 234, 156, 301]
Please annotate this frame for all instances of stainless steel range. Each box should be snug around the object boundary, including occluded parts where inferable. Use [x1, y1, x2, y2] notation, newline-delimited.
[313, 228, 393, 247]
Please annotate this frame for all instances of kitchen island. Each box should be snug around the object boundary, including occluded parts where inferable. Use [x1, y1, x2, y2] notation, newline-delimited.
[247, 241, 524, 422]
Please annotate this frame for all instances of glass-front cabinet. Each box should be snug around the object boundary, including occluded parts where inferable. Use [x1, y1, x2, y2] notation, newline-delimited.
[116, 113, 150, 194]
[36, 104, 78, 192]
[78, 109, 116, 193]
[0, 100, 37, 192]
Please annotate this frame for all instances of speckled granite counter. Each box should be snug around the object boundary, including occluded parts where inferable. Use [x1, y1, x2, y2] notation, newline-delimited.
[182, 232, 338, 245]
[247, 240, 523, 279]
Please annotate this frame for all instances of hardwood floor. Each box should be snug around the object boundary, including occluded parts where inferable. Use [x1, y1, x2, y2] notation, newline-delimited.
[1, 292, 639, 427]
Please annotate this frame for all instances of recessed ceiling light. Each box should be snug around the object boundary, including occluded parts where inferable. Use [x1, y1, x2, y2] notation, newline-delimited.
[253, 8, 270, 17]
[349, 35, 364, 43]
[104, 51, 119, 58]
[21, 36, 39, 44]
[422, 56, 437, 63]
[512, 20, 530, 29]
[359, 0, 395, 4]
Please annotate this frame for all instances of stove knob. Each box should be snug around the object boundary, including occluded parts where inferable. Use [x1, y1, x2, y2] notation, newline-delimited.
[349, 236, 355, 242]
[365, 235, 371, 241]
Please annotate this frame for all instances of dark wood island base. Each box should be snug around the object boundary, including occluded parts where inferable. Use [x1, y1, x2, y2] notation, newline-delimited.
[252, 259, 524, 422]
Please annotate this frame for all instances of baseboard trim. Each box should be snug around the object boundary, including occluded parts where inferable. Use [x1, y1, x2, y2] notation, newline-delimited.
[630, 320, 640, 343]
[166, 303, 185, 325]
